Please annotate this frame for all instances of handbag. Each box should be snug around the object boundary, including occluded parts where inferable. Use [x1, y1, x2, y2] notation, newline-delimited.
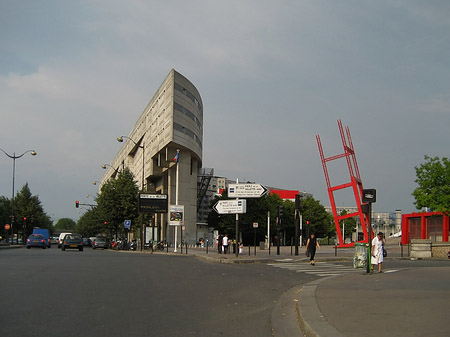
[383, 248, 387, 257]
[305, 250, 310, 257]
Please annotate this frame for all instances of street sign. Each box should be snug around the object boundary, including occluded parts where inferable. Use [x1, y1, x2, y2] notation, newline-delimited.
[213, 199, 247, 214]
[228, 183, 268, 198]
[139, 193, 168, 213]
[253, 222, 258, 228]
[5, 224, 10, 230]
[169, 205, 184, 226]
[124, 220, 131, 229]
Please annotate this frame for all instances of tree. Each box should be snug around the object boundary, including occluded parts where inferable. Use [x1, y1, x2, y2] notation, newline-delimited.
[300, 196, 334, 240]
[412, 155, 450, 213]
[0, 196, 11, 238]
[13, 183, 52, 238]
[207, 192, 332, 245]
[339, 209, 357, 241]
[55, 218, 77, 231]
[96, 168, 140, 238]
[76, 207, 104, 237]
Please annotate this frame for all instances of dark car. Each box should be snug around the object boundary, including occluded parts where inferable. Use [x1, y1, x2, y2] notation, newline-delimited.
[26, 234, 47, 249]
[92, 237, 107, 249]
[82, 238, 92, 247]
[61, 234, 83, 251]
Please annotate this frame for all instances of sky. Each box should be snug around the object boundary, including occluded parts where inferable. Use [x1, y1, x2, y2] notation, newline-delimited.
[1, 0, 449, 223]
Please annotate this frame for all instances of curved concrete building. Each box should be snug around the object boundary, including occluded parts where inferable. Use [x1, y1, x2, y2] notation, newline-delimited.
[101, 69, 203, 245]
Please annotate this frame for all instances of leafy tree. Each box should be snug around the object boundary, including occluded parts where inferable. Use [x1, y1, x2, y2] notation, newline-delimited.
[13, 183, 52, 239]
[96, 168, 140, 238]
[0, 196, 11, 239]
[207, 192, 332, 245]
[300, 196, 334, 240]
[412, 155, 450, 213]
[55, 218, 77, 231]
[339, 209, 357, 241]
[76, 207, 104, 237]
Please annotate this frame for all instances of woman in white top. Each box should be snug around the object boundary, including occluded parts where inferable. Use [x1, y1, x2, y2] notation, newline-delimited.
[371, 232, 385, 273]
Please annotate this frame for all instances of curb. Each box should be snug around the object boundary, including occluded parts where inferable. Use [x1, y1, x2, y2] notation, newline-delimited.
[297, 277, 344, 337]
[0, 245, 23, 250]
[271, 285, 304, 337]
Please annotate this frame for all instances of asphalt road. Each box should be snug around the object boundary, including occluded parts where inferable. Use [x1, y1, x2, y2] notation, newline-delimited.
[0, 247, 318, 337]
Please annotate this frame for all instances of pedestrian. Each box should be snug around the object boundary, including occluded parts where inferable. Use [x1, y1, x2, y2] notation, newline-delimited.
[222, 234, 229, 254]
[306, 233, 320, 265]
[372, 232, 385, 273]
[239, 242, 243, 254]
[217, 234, 223, 254]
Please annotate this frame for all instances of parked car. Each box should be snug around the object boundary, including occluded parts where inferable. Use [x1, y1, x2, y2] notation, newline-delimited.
[32, 228, 51, 248]
[92, 237, 107, 249]
[61, 233, 83, 251]
[51, 236, 58, 244]
[26, 234, 47, 249]
[57, 232, 72, 248]
[82, 238, 92, 247]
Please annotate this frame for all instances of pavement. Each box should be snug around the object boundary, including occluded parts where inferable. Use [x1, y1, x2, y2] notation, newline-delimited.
[189, 239, 450, 337]
[4, 239, 450, 337]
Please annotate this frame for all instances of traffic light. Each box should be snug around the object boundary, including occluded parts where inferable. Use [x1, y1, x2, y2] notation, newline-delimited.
[75, 201, 79, 208]
[278, 205, 283, 217]
[23, 217, 27, 221]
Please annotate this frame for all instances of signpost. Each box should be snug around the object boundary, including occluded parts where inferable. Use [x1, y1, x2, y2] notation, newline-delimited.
[228, 183, 268, 198]
[213, 182, 267, 257]
[124, 220, 131, 229]
[138, 193, 168, 213]
[169, 205, 184, 226]
[213, 199, 247, 214]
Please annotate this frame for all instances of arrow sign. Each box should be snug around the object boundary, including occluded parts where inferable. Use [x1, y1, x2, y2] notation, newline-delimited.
[213, 199, 247, 214]
[228, 183, 268, 198]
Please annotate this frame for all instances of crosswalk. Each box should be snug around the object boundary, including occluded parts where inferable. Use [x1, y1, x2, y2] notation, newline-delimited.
[267, 261, 359, 277]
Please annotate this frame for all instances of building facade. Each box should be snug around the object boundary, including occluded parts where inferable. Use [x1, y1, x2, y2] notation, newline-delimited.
[101, 69, 203, 245]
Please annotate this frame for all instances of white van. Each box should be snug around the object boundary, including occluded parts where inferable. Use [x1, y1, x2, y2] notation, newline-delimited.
[57, 232, 72, 248]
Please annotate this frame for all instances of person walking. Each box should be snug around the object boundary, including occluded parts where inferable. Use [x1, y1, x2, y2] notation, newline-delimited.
[217, 234, 223, 254]
[372, 232, 385, 273]
[306, 233, 320, 265]
[222, 234, 229, 254]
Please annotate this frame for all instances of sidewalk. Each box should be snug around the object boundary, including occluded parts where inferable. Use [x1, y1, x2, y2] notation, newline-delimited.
[184, 240, 450, 337]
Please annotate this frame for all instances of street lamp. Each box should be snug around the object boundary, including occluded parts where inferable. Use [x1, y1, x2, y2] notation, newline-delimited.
[117, 136, 145, 191]
[101, 164, 120, 175]
[0, 148, 37, 244]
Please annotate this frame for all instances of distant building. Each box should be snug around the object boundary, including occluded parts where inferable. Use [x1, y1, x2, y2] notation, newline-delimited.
[101, 69, 203, 245]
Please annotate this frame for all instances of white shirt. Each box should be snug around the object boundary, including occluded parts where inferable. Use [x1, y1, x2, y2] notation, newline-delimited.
[222, 236, 228, 246]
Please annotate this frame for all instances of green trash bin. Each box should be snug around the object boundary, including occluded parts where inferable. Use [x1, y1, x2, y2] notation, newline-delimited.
[353, 243, 367, 269]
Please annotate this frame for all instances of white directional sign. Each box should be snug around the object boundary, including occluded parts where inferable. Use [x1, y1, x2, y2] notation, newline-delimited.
[213, 199, 247, 214]
[228, 183, 268, 198]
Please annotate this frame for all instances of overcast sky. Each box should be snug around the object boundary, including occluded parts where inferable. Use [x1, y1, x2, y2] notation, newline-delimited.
[1, 0, 449, 223]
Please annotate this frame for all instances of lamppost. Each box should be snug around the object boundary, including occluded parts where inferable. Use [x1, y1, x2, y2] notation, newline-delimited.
[0, 148, 37, 244]
[101, 164, 120, 175]
[116, 136, 145, 191]
[117, 136, 145, 251]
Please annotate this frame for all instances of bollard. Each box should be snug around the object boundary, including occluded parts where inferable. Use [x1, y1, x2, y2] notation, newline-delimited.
[248, 245, 251, 256]
[206, 240, 209, 254]
[185, 242, 188, 255]
[334, 245, 337, 256]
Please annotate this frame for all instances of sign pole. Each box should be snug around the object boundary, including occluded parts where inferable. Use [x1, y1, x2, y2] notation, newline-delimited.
[174, 149, 180, 253]
[266, 211, 270, 249]
[235, 178, 239, 257]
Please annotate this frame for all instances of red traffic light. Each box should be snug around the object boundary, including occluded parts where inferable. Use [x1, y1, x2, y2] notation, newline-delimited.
[23, 217, 27, 220]
[75, 201, 79, 208]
